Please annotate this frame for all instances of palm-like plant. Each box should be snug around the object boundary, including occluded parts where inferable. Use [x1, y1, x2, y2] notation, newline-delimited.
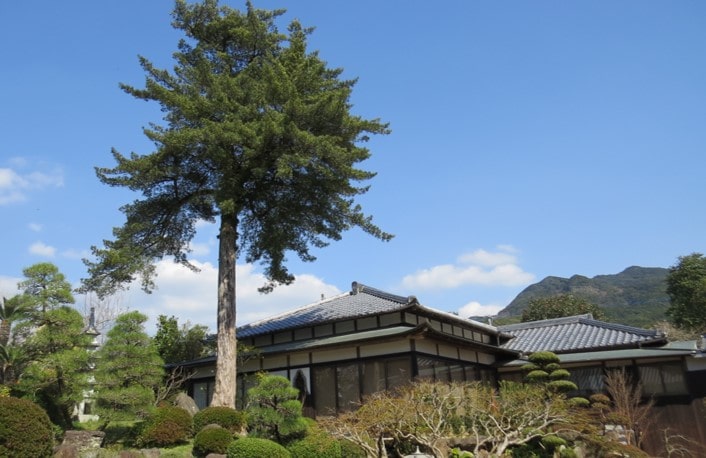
[0, 344, 25, 384]
[0, 296, 29, 348]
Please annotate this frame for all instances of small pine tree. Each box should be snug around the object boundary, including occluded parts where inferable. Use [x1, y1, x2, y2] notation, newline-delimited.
[93, 311, 164, 424]
[246, 374, 308, 444]
[522, 351, 579, 394]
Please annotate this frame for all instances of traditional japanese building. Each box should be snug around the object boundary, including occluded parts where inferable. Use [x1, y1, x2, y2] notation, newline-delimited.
[183, 282, 520, 414]
[179, 281, 706, 448]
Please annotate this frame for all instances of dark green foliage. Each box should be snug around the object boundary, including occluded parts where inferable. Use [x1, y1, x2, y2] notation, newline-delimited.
[227, 436, 291, 458]
[246, 374, 307, 444]
[17, 262, 75, 314]
[502, 266, 670, 326]
[287, 429, 342, 458]
[548, 379, 577, 393]
[666, 253, 706, 331]
[524, 352, 578, 394]
[3, 263, 89, 429]
[0, 396, 54, 457]
[338, 440, 367, 458]
[137, 405, 193, 447]
[93, 311, 164, 422]
[522, 294, 606, 322]
[14, 306, 91, 429]
[193, 406, 247, 433]
[153, 315, 210, 364]
[192, 426, 234, 457]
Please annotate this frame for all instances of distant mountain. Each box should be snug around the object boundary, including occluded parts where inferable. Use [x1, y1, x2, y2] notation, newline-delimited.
[497, 266, 670, 327]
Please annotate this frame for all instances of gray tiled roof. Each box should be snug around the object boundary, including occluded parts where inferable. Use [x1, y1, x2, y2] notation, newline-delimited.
[237, 282, 417, 338]
[237, 281, 502, 339]
[498, 314, 667, 354]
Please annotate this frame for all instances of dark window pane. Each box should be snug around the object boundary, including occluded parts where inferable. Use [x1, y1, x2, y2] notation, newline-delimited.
[387, 357, 411, 389]
[449, 364, 464, 382]
[314, 366, 336, 415]
[416, 356, 435, 381]
[337, 363, 360, 411]
[362, 360, 385, 395]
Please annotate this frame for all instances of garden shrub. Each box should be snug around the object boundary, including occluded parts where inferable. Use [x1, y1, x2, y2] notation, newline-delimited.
[567, 396, 590, 408]
[338, 439, 367, 458]
[192, 425, 234, 457]
[193, 406, 247, 433]
[541, 434, 567, 450]
[0, 396, 54, 457]
[287, 429, 342, 458]
[137, 405, 192, 447]
[246, 374, 307, 444]
[226, 436, 291, 458]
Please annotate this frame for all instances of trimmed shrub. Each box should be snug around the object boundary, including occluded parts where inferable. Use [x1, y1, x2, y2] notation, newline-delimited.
[567, 396, 590, 408]
[226, 437, 291, 458]
[0, 396, 54, 457]
[287, 429, 342, 458]
[548, 379, 578, 392]
[192, 426, 234, 457]
[137, 405, 193, 447]
[193, 406, 247, 433]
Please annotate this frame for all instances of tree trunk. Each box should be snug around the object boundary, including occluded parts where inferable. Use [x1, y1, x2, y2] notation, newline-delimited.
[211, 216, 238, 408]
[0, 321, 10, 348]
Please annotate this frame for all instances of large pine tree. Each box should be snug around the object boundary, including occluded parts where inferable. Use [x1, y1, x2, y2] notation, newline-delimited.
[81, 0, 391, 407]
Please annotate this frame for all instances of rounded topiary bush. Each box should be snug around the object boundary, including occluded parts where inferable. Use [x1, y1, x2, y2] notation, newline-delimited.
[568, 396, 590, 408]
[0, 396, 54, 457]
[548, 379, 578, 393]
[193, 406, 247, 433]
[287, 430, 342, 458]
[192, 425, 234, 457]
[227, 437, 291, 458]
[138, 405, 193, 447]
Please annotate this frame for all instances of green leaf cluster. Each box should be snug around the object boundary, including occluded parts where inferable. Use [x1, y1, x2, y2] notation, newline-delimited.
[0, 396, 54, 457]
[666, 253, 706, 331]
[93, 311, 165, 422]
[153, 314, 210, 364]
[0, 263, 94, 430]
[81, 0, 391, 298]
[246, 374, 307, 444]
[227, 436, 291, 458]
[522, 294, 605, 322]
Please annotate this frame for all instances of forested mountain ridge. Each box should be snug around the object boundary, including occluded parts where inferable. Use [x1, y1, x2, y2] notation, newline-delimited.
[497, 266, 670, 327]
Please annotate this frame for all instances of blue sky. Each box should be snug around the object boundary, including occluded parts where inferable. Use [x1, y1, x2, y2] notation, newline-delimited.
[2, 1, 705, 334]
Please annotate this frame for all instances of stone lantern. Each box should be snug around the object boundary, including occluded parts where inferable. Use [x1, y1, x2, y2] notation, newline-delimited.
[404, 446, 434, 458]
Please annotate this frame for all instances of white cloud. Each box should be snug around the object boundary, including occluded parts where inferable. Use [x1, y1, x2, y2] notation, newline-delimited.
[120, 259, 341, 334]
[402, 247, 535, 290]
[29, 241, 56, 257]
[0, 165, 64, 206]
[457, 248, 517, 267]
[0, 168, 27, 204]
[0, 276, 21, 298]
[458, 300, 505, 318]
[28, 222, 42, 232]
